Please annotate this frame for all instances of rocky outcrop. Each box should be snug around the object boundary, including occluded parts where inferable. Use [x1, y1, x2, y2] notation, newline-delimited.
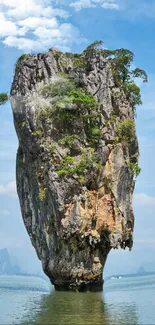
[11, 47, 139, 291]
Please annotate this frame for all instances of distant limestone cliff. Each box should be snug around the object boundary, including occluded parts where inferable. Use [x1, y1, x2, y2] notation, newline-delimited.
[0, 248, 21, 275]
[10, 41, 147, 291]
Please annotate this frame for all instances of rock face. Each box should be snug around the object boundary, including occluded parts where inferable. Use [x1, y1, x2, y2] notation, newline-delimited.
[11, 48, 139, 291]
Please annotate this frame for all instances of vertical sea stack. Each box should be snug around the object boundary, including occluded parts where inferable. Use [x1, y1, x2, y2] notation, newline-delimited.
[11, 42, 146, 291]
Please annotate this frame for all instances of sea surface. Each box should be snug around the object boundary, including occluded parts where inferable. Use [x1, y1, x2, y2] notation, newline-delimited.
[0, 274, 155, 325]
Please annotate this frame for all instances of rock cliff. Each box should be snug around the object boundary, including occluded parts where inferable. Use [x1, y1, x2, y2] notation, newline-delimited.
[11, 44, 140, 291]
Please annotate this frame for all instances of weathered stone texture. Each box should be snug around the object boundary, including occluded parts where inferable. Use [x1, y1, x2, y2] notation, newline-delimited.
[11, 48, 138, 291]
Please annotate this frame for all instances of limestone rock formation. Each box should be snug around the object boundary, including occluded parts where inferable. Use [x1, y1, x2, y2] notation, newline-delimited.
[0, 248, 21, 275]
[11, 45, 140, 291]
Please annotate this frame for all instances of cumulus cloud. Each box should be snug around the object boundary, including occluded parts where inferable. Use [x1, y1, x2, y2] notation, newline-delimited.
[70, 0, 119, 11]
[0, 0, 69, 19]
[0, 181, 17, 196]
[4, 23, 85, 52]
[0, 0, 84, 51]
[18, 17, 58, 30]
[0, 12, 18, 37]
[134, 193, 155, 206]
[0, 0, 154, 51]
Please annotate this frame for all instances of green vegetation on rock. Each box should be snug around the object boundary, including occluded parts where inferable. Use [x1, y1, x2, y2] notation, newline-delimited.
[86, 126, 102, 145]
[32, 130, 44, 137]
[0, 93, 8, 105]
[32, 42, 146, 184]
[123, 83, 142, 109]
[73, 54, 87, 69]
[68, 89, 99, 112]
[57, 149, 102, 182]
[50, 85, 101, 146]
[41, 78, 75, 98]
[116, 120, 135, 144]
[39, 187, 47, 201]
[108, 49, 147, 111]
[58, 135, 76, 146]
[83, 41, 148, 112]
[53, 50, 62, 60]
[17, 54, 29, 63]
[84, 40, 104, 57]
[131, 68, 148, 83]
[57, 156, 76, 177]
[130, 161, 141, 178]
[48, 143, 56, 154]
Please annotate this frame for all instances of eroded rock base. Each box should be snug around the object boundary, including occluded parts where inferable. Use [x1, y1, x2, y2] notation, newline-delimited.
[54, 280, 104, 292]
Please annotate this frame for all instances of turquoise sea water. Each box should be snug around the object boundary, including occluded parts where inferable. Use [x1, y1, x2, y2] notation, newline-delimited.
[0, 274, 155, 324]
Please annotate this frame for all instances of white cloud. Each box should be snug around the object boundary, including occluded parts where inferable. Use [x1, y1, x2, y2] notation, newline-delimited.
[18, 17, 58, 30]
[3, 36, 39, 51]
[0, 12, 18, 37]
[0, 181, 17, 196]
[0, 0, 64, 19]
[102, 2, 119, 10]
[0, 0, 154, 52]
[33, 27, 61, 39]
[70, 0, 119, 11]
[0, 0, 83, 51]
[4, 22, 85, 51]
[8, 4, 69, 19]
[70, 0, 96, 11]
[134, 193, 155, 207]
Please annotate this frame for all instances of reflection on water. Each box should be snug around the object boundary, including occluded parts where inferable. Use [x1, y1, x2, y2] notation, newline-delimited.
[1, 275, 155, 325]
[24, 289, 138, 325]
[32, 291, 109, 325]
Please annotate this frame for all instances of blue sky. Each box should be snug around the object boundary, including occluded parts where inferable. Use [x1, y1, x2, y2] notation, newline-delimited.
[0, 0, 155, 276]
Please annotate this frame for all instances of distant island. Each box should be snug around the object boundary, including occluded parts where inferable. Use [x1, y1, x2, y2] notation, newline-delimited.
[0, 248, 21, 275]
[137, 266, 147, 275]
[0, 248, 47, 279]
